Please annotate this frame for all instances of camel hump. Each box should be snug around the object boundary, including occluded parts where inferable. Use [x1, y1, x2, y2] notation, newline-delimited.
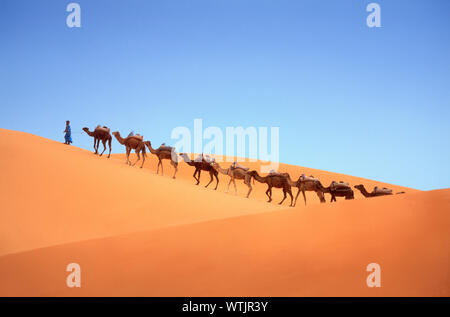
[331, 181, 351, 190]
[300, 174, 319, 182]
[95, 125, 110, 133]
[268, 170, 283, 176]
[231, 163, 250, 171]
[127, 135, 144, 142]
[374, 186, 393, 194]
[159, 145, 175, 152]
[196, 154, 215, 163]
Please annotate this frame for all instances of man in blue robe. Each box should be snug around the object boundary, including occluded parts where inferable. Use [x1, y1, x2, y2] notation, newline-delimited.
[64, 120, 72, 145]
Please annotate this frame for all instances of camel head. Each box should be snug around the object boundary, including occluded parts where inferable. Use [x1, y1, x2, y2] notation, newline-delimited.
[112, 131, 124, 143]
[247, 170, 258, 177]
[354, 184, 365, 190]
[82, 127, 96, 137]
[178, 152, 191, 162]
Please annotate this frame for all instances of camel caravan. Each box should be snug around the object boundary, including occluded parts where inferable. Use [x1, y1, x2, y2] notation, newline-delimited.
[82, 125, 406, 207]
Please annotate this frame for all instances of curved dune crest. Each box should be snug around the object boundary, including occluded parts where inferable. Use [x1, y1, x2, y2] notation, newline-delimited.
[0, 129, 448, 297]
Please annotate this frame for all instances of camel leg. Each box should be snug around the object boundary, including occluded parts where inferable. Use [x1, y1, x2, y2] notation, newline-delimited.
[279, 189, 287, 205]
[294, 186, 306, 207]
[226, 178, 232, 193]
[197, 169, 201, 185]
[108, 138, 111, 158]
[156, 160, 161, 174]
[93, 138, 98, 154]
[265, 186, 273, 202]
[171, 161, 178, 179]
[214, 173, 219, 190]
[317, 191, 326, 203]
[297, 186, 306, 207]
[96, 138, 101, 154]
[140, 150, 145, 168]
[205, 171, 213, 188]
[265, 187, 271, 202]
[245, 176, 253, 198]
[99, 139, 107, 156]
[160, 159, 164, 176]
[246, 183, 252, 198]
[288, 189, 294, 207]
[193, 169, 200, 185]
[132, 151, 141, 166]
[193, 170, 197, 184]
[126, 147, 131, 165]
[233, 178, 237, 195]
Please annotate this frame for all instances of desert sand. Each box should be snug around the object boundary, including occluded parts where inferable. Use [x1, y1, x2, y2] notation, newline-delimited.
[0, 128, 448, 296]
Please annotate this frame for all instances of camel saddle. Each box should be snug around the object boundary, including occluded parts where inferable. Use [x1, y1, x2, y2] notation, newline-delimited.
[95, 125, 110, 133]
[196, 154, 215, 163]
[373, 186, 393, 194]
[127, 134, 144, 142]
[268, 170, 284, 177]
[159, 145, 175, 152]
[158, 143, 175, 152]
[300, 174, 319, 182]
[232, 163, 250, 171]
[331, 181, 351, 190]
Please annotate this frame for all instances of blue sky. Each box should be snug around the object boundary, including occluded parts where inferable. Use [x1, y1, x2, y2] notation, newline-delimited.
[1, 0, 449, 190]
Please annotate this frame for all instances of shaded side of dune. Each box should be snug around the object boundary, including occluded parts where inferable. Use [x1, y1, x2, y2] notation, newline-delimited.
[1, 189, 448, 297]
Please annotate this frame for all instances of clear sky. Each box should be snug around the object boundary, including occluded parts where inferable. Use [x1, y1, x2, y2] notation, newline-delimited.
[1, 0, 449, 190]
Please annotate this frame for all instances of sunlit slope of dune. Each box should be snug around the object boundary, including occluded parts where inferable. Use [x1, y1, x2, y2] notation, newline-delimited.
[0, 189, 448, 296]
[0, 129, 282, 256]
[0, 129, 420, 256]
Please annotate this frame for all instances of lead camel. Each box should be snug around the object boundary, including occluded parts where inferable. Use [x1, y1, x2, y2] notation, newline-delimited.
[82, 125, 112, 158]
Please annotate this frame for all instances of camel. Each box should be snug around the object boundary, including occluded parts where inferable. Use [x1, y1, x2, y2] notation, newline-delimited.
[144, 141, 178, 178]
[284, 174, 325, 207]
[354, 184, 396, 197]
[248, 171, 294, 206]
[211, 162, 254, 197]
[82, 126, 112, 158]
[320, 181, 354, 202]
[112, 131, 147, 168]
[178, 153, 219, 190]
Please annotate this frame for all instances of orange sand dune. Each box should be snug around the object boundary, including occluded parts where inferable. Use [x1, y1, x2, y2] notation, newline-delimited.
[0, 189, 449, 297]
[0, 129, 448, 296]
[0, 129, 281, 256]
